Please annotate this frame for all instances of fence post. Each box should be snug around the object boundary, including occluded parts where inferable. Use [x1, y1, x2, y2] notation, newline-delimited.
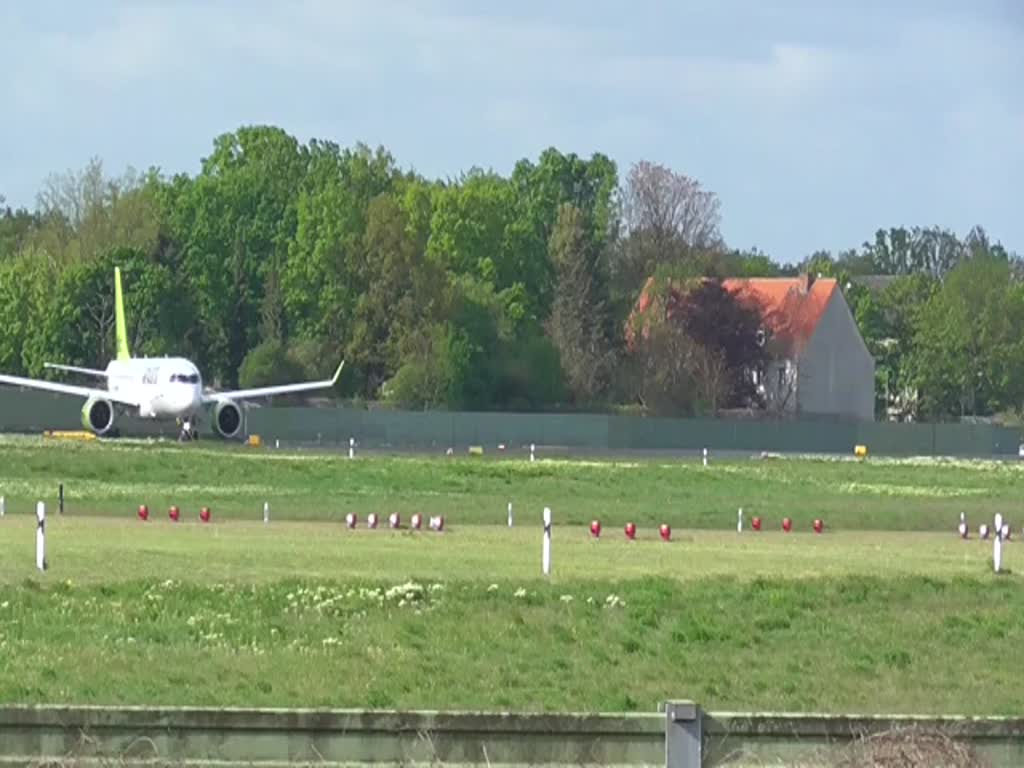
[664, 700, 702, 768]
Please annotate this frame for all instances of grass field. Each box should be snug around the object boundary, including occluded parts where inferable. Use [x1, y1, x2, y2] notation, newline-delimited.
[1, 435, 1023, 715]
[0, 435, 1022, 530]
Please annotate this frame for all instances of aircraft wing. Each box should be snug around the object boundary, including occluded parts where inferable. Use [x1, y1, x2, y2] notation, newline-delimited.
[45, 363, 109, 378]
[0, 373, 140, 406]
[202, 360, 344, 404]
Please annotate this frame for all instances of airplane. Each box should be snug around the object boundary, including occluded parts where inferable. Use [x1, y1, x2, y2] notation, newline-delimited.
[0, 267, 344, 441]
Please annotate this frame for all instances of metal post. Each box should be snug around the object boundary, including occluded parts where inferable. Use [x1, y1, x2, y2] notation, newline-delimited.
[59, 484, 64, 515]
[36, 501, 47, 572]
[664, 701, 702, 768]
[542, 507, 551, 576]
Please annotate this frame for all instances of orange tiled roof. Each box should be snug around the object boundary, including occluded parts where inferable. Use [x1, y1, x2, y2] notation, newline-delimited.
[630, 275, 836, 356]
[722, 277, 837, 355]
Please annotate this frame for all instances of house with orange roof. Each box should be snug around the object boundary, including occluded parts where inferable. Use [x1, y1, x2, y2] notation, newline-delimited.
[632, 274, 875, 421]
[722, 274, 874, 420]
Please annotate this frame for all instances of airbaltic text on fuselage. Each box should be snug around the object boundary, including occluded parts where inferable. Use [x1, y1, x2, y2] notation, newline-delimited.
[106, 357, 203, 419]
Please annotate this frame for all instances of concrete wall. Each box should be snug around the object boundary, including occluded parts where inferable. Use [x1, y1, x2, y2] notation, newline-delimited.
[1, 704, 1022, 768]
[798, 288, 876, 422]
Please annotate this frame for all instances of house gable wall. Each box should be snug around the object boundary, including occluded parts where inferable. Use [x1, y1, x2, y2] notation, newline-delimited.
[797, 289, 875, 421]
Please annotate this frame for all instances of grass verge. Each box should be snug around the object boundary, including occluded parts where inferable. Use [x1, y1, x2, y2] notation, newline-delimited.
[0, 435, 1022, 530]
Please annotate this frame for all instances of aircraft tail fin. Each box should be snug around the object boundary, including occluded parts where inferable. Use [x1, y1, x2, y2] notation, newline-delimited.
[114, 267, 130, 361]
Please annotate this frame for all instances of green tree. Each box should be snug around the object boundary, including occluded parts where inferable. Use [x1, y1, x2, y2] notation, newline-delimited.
[347, 194, 445, 397]
[719, 248, 783, 277]
[509, 148, 619, 321]
[282, 141, 401, 351]
[492, 333, 566, 410]
[612, 161, 723, 304]
[547, 203, 615, 404]
[911, 255, 1024, 418]
[41, 248, 183, 371]
[31, 157, 163, 266]
[238, 340, 307, 391]
[862, 226, 966, 278]
[0, 198, 39, 261]
[167, 126, 310, 385]
[676, 278, 768, 412]
[0, 249, 57, 375]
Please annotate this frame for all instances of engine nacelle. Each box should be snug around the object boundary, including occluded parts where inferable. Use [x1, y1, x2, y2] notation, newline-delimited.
[81, 396, 116, 436]
[213, 399, 242, 439]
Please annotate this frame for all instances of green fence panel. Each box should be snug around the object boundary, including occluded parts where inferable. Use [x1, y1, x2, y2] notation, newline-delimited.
[2, 390, 1023, 458]
[854, 422, 932, 456]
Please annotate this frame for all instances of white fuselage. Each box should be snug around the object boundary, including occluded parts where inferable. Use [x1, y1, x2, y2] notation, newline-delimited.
[105, 357, 204, 420]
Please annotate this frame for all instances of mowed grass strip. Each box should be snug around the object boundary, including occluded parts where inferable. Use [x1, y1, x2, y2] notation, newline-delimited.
[1, 570, 1022, 714]
[0, 436, 1022, 530]
[0, 517, 1012, 585]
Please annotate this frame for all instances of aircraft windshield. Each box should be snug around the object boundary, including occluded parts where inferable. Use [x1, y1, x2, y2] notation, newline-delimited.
[170, 373, 200, 384]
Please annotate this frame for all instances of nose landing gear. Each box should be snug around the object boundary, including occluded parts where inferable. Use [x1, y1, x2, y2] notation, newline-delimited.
[176, 416, 200, 442]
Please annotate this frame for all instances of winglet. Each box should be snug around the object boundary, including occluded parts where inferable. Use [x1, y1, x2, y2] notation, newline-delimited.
[114, 267, 130, 361]
[331, 359, 345, 385]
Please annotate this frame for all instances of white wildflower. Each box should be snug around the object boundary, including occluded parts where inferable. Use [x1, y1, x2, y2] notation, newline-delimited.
[514, 588, 527, 598]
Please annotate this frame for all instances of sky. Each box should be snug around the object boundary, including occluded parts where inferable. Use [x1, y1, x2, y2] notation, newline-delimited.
[1, 0, 1021, 262]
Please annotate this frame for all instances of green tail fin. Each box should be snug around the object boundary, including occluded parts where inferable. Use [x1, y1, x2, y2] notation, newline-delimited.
[114, 267, 130, 361]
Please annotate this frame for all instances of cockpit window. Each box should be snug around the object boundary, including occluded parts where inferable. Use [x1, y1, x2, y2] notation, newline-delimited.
[171, 373, 200, 384]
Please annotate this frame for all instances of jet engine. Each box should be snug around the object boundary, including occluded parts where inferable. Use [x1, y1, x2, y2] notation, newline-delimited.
[212, 399, 242, 439]
[81, 396, 116, 436]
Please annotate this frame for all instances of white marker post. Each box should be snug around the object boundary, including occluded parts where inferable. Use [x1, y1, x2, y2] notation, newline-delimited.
[995, 513, 1004, 539]
[507, 501, 513, 528]
[0, 495, 5, 517]
[263, 501, 270, 525]
[35, 501, 46, 572]
[349, 438, 355, 460]
[994, 532, 1003, 573]
[703, 448, 708, 467]
[530, 443, 536, 463]
[737, 507, 743, 533]
[542, 507, 552, 577]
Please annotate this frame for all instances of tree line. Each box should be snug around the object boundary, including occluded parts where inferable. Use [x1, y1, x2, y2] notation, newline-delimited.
[0, 124, 1019, 421]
